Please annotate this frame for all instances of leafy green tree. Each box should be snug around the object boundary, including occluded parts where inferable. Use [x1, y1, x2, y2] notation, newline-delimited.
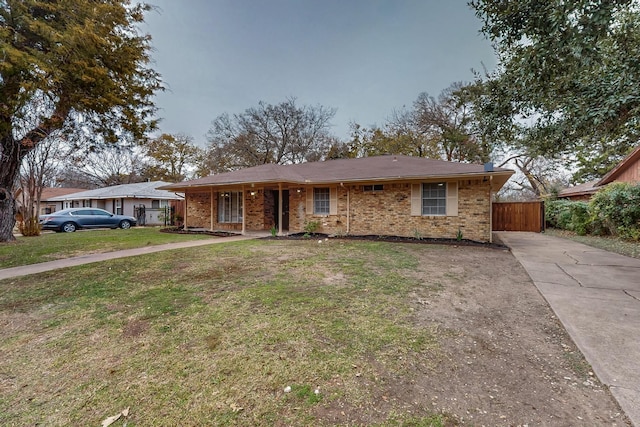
[469, 0, 640, 178]
[0, 0, 161, 241]
[414, 82, 493, 163]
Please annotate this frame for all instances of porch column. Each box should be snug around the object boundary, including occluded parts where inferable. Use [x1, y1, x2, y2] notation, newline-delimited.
[184, 192, 188, 229]
[210, 188, 214, 231]
[242, 185, 246, 235]
[278, 183, 283, 236]
[489, 176, 493, 243]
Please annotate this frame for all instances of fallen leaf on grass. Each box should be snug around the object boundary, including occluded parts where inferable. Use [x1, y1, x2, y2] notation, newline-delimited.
[101, 407, 130, 427]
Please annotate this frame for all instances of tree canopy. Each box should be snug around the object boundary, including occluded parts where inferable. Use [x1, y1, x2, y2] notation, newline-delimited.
[469, 0, 640, 180]
[142, 133, 201, 182]
[204, 98, 336, 172]
[0, 0, 162, 241]
[347, 83, 493, 164]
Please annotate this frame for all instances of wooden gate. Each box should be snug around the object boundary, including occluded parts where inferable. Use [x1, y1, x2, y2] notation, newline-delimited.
[492, 201, 545, 232]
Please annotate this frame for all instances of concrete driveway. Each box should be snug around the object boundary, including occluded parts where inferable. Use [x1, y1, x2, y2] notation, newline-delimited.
[496, 232, 640, 427]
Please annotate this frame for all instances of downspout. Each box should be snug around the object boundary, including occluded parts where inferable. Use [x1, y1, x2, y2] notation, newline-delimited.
[214, 187, 215, 231]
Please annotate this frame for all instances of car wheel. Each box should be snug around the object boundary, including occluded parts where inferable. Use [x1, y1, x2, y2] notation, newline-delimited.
[62, 222, 77, 233]
[119, 220, 132, 229]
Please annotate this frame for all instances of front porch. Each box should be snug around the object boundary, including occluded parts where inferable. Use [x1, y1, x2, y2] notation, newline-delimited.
[182, 185, 296, 236]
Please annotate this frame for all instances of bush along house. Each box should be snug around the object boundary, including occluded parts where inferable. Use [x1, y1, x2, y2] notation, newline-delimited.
[159, 155, 514, 243]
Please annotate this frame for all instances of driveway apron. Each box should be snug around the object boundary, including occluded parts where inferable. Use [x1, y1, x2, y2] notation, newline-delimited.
[496, 231, 640, 427]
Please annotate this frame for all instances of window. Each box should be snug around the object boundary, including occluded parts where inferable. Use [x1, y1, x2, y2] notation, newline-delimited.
[115, 199, 122, 215]
[152, 200, 160, 209]
[218, 191, 243, 223]
[422, 182, 446, 216]
[363, 184, 384, 192]
[313, 188, 330, 215]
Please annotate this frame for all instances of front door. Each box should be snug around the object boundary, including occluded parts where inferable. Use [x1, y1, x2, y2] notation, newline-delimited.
[273, 190, 289, 231]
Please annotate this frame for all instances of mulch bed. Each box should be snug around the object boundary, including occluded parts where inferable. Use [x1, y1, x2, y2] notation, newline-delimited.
[265, 232, 510, 250]
[160, 227, 509, 250]
[159, 227, 239, 237]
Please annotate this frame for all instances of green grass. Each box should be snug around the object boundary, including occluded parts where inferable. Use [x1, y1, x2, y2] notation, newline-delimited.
[0, 227, 214, 268]
[545, 228, 640, 259]
[0, 239, 446, 426]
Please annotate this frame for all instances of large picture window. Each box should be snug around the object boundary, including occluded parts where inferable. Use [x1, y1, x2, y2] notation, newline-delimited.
[218, 191, 243, 223]
[314, 188, 330, 215]
[422, 183, 446, 216]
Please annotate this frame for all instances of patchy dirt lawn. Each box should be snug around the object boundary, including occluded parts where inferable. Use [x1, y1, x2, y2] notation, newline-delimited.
[314, 241, 629, 426]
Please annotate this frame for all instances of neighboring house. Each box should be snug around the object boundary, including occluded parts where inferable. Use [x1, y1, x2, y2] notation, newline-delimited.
[48, 181, 184, 226]
[559, 145, 640, 200]
[557, 180, 599, 201]
[160, 155, 514, 243]
[15, 187, 87, 217]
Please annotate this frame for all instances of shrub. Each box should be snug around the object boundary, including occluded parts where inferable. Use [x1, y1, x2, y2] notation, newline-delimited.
[303, 220, 320, 237]
[545, 199, 573, 229]
[568, 202, 591, 235]
[545, 199, 592, 235]
[590, 182, 640, 240]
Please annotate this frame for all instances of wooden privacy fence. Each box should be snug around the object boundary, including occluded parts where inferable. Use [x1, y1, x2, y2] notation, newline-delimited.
[492, 201, 545, 232]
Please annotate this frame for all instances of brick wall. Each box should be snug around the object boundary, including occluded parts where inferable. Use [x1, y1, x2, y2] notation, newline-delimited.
[185, 179, 493, 242]
[294, 180, 492, 242]
[185, 192, 211, 228]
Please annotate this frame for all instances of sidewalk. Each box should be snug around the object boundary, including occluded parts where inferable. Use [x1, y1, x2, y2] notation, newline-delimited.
[496, 232, 640, 427]
[0, 234, 259, 281]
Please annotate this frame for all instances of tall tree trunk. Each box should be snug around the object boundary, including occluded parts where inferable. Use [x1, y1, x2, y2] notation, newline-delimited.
[0, 135, 24, 242]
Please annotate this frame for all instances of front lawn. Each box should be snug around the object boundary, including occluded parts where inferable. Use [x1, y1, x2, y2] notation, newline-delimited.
[0, 228, 214, 268]
[0, 239, 626, 426]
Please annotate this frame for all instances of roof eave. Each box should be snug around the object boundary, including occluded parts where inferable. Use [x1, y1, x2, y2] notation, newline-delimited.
[165, 170, 515, 191]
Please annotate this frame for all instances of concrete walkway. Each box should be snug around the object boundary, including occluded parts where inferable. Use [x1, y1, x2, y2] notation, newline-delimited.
[0, 234, 260, 281]
[496, 232, 640, 427]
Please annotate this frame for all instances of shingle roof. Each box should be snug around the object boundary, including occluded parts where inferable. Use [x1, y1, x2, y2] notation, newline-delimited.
[161, 155, 514, 191]
[558, 180, 599, 198]
[48, 181, 184, 201]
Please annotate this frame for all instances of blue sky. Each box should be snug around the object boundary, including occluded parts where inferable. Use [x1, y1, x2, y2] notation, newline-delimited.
[143, 1, 496, 146]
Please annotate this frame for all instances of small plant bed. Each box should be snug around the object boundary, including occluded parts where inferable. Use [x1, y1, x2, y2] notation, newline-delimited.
[267, 232, 509, 250]
[160, 227, 240, 237]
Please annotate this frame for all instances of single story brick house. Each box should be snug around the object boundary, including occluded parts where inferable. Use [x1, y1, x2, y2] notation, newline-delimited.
[160, 155, 514, 242]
